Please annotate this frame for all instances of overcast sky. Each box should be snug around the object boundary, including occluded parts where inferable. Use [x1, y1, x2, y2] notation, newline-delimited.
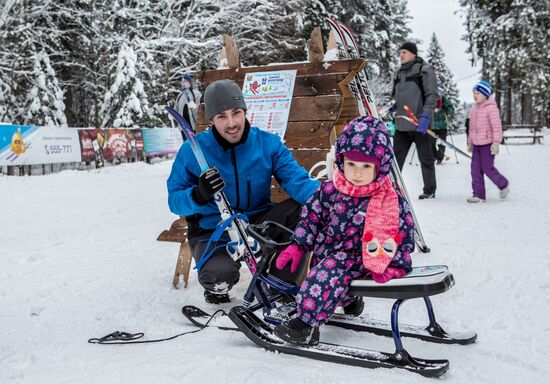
[406, 0, 482, 102]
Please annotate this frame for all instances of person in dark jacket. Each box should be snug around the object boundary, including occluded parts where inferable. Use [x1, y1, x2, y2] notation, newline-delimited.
[167, 79, 320, 304]
[432, 86, 455, 164]
[392, 42, 439, 199]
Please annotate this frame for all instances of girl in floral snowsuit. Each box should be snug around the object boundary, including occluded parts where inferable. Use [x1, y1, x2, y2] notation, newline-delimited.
[273, 116, 415, 346]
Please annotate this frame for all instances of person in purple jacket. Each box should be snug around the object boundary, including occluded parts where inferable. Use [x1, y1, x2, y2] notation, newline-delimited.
[272, 116, 415, 346]
[467, 81, 510, 203]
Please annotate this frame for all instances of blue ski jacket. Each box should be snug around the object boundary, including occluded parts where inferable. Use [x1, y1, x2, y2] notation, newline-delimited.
[167, 125, 320, 231]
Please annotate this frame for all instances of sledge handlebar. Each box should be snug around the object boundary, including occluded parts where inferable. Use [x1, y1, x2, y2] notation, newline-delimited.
[246, 221, 293, 249]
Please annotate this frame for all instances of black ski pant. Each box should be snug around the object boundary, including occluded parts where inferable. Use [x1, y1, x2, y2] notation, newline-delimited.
[432, 129, 448, 162]
[188, 198, 305, 293]
[393, 130, 436, 195]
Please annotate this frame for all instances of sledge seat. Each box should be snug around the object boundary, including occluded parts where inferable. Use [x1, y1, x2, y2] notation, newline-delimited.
[349, 265, 454, 300]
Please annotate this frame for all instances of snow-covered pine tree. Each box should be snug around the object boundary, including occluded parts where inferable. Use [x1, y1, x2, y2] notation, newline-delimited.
[459, 0, 549, 126]
[426, 33, 462, 128]
[100, 44, 150, 128]
[23, 51, 67, 127]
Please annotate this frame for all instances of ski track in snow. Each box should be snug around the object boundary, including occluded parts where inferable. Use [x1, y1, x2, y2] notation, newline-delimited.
[1, 133, 550, 383]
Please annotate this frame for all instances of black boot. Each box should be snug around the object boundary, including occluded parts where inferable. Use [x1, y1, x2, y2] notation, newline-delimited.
[274, 318, 320, 346]
[203, 290, 230, 304]
[418, 192, 435, 200]
[343, 296, 364, 317]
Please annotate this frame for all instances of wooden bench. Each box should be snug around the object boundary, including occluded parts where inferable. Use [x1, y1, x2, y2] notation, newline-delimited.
[502, 124, 543, 144]
[157, 217, 193, 288]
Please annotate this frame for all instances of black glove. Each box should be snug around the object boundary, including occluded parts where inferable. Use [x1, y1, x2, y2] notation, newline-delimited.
[192, 167, 225, 204]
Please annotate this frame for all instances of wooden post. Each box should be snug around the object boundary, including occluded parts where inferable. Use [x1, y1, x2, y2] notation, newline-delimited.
[173, 242, 193, 289]
[223, 35, 240, 69]
[307, 27, 324, 64]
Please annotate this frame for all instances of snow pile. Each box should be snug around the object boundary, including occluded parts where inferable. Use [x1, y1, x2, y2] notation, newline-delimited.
[1, 133, 549, 383]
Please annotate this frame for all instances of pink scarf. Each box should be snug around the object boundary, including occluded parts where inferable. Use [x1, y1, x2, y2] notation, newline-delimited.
[333, 169, 402, 274]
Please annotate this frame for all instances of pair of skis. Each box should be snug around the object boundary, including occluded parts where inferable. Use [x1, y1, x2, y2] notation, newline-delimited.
[182, 304, 476, 346]
[183, 305, 453, 377]
[327, 18, 430, 253]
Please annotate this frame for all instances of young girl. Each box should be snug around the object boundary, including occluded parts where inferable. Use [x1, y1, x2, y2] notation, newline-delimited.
[273, 116, 414, 346]
[467, 81, 510, 203]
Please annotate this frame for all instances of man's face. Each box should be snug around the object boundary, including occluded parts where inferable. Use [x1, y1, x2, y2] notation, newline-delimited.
[182, 80, 191, 89]
[399, 49, 416, 64]
[211, 108, 246, 143]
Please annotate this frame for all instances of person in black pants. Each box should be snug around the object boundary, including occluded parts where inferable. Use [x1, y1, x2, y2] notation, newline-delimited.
[167, 80, 320, 304]
[391, 42, 438, 199]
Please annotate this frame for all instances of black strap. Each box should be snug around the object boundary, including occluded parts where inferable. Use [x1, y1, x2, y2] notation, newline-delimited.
[88, 309, 228, 345]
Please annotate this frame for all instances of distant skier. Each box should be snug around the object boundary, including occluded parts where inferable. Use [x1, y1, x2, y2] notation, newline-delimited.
[466, 81, 510, 203]
[175, 74, 202, 135]
[432, 86, 455, 164]
[273, 116, 414, 346]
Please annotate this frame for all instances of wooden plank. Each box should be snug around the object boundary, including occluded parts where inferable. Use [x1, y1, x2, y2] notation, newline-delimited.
[270, 149, 328, 202]
[196, 59, 366, 84]
[292, 149, 329, 171]
[283, 121, 333, 149]
[197, 72, 350, 98]
[195, 121, 333, 149]
[197, 94, 343, 126]
[288, 95, 342, 121]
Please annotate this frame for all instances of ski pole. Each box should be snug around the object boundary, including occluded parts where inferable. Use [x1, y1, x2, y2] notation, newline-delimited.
[445, 115, 459, 164]
[409, 145, 417, 166]
[398, 105, 471, 159]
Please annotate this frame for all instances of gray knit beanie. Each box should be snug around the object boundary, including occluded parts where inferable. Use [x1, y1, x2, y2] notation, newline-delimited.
[204, 79, 247, 120]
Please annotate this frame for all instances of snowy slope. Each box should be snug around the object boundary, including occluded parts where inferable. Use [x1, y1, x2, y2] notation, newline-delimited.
[1, 133, 549, 384]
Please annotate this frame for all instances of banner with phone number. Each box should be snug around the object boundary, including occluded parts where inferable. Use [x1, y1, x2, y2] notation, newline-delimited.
[0, 125, 82, 166]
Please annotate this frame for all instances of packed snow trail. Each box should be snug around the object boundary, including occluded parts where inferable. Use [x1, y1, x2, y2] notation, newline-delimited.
[1, 133, 550, 383]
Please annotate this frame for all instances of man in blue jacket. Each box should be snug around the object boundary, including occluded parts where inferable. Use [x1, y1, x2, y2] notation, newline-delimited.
[167, 79, 320, 304]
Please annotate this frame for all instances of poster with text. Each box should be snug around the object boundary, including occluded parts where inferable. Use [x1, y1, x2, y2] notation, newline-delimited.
[241, 70, 297, 139]
[0, 125, 82, 165]
[142, 128, 183, 156]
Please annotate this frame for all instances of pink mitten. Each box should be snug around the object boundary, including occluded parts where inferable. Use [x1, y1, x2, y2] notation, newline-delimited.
[275, 244, 305, 273]
[372, 267, 407, 284]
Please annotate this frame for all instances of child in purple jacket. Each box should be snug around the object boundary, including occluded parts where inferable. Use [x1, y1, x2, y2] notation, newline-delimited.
[273, 116, 415, 346]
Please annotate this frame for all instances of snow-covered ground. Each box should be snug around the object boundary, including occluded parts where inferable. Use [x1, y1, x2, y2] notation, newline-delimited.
[1, 133, 549, 384]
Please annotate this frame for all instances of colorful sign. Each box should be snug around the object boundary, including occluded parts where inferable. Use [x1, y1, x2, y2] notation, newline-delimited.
[241, 70, 297, 139]
[0, 125, 82, 165]
[141, 128, 183, 156]
[78, 129, 100, 162]
[97, 129, 132, 160]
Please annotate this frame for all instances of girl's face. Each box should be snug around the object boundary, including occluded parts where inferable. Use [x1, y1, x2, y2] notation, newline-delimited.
[343, 157, 376, 186]
[473, 91, 487, 104]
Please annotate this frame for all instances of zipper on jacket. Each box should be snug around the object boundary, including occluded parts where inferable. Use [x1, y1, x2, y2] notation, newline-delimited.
[247, 177, 251, 210]
[231, 148, 240, 210]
